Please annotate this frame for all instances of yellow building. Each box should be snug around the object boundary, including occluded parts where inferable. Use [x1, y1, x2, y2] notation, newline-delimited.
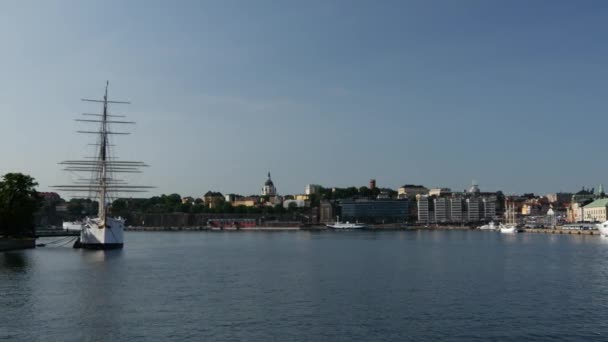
[232, 197, 259, 207]
[295, 194, 310, 201]
[397, 185, 428, 199]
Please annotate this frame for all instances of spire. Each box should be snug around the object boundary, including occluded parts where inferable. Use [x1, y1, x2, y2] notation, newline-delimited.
[268, 171, 271, 179]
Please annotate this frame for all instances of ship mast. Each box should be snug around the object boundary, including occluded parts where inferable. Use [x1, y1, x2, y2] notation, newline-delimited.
[98, 81, 109, 225]
[53, 82, 154, 225]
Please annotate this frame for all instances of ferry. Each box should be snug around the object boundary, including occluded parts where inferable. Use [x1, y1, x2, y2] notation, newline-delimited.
[596, 221, 608, 237]
[326, 216, 367, 229]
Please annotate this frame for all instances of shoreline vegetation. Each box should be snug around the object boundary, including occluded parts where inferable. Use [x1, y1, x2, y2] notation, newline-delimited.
[0, 173, 41, 251]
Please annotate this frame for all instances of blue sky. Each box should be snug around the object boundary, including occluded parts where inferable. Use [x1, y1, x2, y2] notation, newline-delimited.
[1, 0, 607, 197]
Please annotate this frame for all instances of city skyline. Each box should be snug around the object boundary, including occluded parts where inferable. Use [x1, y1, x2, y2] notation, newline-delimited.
[1, 1, 607, 196]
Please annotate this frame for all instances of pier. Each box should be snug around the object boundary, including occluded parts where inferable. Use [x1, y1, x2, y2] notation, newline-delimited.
[523, 228, 598, 235]
[35, 229, 80, 238]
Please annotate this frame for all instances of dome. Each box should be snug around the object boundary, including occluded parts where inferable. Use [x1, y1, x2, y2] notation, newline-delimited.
[265, 179, 274, 186]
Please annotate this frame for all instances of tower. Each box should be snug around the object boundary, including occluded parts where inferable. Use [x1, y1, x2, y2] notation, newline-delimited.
[262, 172, 277, 196]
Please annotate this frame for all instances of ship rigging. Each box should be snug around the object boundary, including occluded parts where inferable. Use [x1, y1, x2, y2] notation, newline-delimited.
[53, 81, 153, 249]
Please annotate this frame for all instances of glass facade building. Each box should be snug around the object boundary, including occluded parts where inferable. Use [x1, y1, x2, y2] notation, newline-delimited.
[339, 199, 409, 222]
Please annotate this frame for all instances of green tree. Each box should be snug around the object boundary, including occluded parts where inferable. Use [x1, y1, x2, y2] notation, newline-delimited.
[0, 173, 41, 237]
[358, 186, 372, 198]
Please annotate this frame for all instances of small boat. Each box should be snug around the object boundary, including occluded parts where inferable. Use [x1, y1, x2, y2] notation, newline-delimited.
[499, 224, 517, 234]
[62, 221, 84, 231]
[478, 222, 496, 230]
[596, 221, 608, 237]
[326, 216, 367, 229]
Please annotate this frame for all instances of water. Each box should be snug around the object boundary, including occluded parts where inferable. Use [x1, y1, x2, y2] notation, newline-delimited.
[2, 230, 608, 341]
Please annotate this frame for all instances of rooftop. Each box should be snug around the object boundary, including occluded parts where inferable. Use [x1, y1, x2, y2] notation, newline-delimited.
[583, 198, 608, 209]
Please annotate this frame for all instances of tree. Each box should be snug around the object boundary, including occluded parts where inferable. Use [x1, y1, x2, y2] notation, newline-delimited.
[358, 186, 372, 198]
[0, 173, 41, 237]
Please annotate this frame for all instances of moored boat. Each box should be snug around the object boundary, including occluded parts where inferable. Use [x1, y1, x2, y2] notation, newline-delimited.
[478, 222, 496, 230]
[53, 82, 153, 249]
[596, 221, 608, 237]
[500, 200, 518, 234]
[62, 221, 84, 231]
[499, 224, 517, 234]
[326, 216, 367, 229]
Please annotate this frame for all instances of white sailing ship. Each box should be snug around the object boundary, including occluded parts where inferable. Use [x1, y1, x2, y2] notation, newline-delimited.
[500, 200, 517, 234]
[54, 82, 152, 249]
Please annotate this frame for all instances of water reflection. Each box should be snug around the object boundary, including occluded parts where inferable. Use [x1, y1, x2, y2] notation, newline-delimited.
[1, 252, 28, 271]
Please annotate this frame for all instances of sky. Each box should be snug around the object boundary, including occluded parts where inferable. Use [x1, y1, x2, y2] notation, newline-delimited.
[1, 0, 607, 197]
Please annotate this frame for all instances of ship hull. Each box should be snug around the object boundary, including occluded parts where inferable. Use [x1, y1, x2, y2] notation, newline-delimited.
[76, 217, 125, 249]
[326, 224, 367, 229]
[597, 224, 608, 237]
[499, 225, 517, 234]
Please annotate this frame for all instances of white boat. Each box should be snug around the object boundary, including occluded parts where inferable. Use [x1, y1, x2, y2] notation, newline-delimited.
[596, 221, 608, 237]
[62, 221, 84, 231]
[499, 224, 517, 234]
[500, 201, 518, 234]
[478, 222, 496, 230]
[326, 216, 367, 229]
[53, 82, 152, 249]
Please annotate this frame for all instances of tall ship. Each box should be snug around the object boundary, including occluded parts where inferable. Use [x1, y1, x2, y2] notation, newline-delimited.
[500, 200, 517, 234]
[53, 82, 152, 249]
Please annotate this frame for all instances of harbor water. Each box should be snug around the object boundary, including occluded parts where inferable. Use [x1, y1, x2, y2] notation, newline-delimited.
[2, 230, 608, 341]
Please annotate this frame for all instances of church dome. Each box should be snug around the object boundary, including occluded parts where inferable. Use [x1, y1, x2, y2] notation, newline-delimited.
[262, 172, 277, 196]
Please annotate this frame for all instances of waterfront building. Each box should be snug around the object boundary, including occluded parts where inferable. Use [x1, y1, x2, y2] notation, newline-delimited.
[339, 199, 408, 223]
[232, 197, 259, 207]
[545, 193, 573, 204]
[377, 190, 391, 199]
[434, 197, 451, 223]
[466, 197, 483, 222]
[468, 181, 480, 194]
[295, 194, 310, 201]
[482, 196, 497, 220]
[397, 184, 428, 199]
[283, 199, 306, 209]
[305, 184, 322, 195]
[429, 188, 451, 197]
[181, 196, 194, 204]
[261, 172, 277, 196]
[203, 191, 224, 209]
[582, 198, 608, 222]
[320, 201, 335, 223]
[417, 195, 432, 223]
[450, 197, 464, 222]
[568, 187, 597, 222]
[521, 203, 542, 216]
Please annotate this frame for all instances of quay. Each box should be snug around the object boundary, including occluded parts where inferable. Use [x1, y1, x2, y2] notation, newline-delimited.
[523, 228, 598, 235]
[35, 229, 80, 238]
